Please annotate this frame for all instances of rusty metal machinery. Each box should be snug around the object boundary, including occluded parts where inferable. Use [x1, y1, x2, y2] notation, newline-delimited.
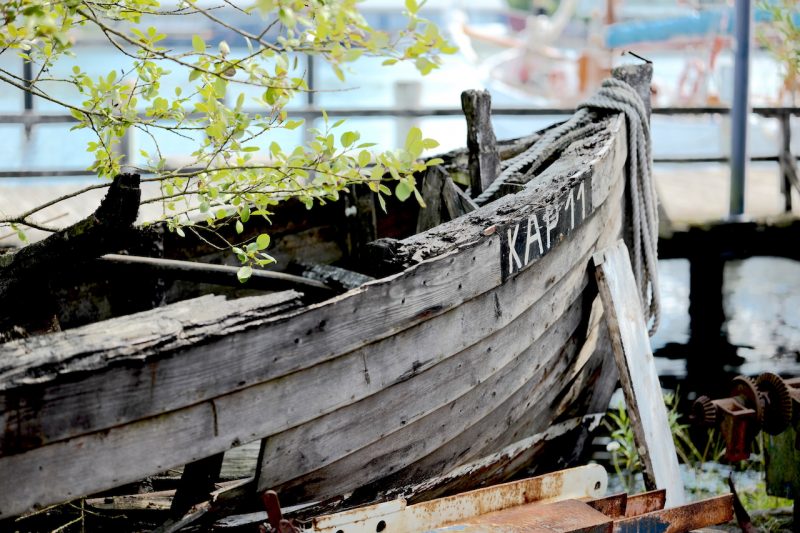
[689, 373, 800, 462]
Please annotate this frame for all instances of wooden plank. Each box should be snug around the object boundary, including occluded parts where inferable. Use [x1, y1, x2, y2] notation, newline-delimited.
[0, 115, 625, 458]
[461, 89, 500, 196]
[296, 262, 374, 292]
[442, 176, 477, 220]
[98, 254, 332, 292]
[259, 175, 625, 497]
[169, 453, 224, 518]
[593, 240, 686, 507]
[259, 265, 590, 491]
[416, 165, 447, 232]
[264, 292, 589, 501]
[269, 257, 619, 504]
[389, 114, 626, 268]
[0, 172, 622, 518]
[398, 414, 605, 504]
[344, 185, 377, 263]
[0, 114, 628, 518]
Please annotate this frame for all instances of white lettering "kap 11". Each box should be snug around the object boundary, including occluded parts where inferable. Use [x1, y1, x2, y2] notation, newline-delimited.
[505, 181, 586, 276]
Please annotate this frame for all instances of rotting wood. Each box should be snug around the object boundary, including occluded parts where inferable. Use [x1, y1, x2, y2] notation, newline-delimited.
[461, 89, 500, 196]
[255, 198, 621, 494]
[383, 114, 625, 270]
[442, 176, 477, 220]
[268, 277, 609, 504]
[0, 173, 141, 337]
[0, 180, 620, 518]
[295, 261, 373, 292]
[416, 165, 447, 232]
[0, 114, 625, 456]
[392, 414, 605, 505]
[344, 185, 377, 264]
[0, 108, 629, 518]
[169, 453, 224, 519]
[259, 277, 590, 495]
[594, 240, 685, 507]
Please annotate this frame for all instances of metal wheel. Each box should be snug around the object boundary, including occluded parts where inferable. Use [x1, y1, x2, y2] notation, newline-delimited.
[730, 375, 765, 426]
[756, 372, 793, 435]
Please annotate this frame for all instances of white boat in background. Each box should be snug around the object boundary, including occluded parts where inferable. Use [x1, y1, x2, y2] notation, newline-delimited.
[452, 0, 790, 108]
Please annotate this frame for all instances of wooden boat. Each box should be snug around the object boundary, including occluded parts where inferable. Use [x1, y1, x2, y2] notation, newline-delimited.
[0, 65, 652, 521]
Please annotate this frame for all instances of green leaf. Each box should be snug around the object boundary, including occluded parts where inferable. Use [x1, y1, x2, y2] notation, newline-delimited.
[341, 131, 359, 148]
[235, 220, 244, 234]
[237, 265, 253, 283]
[405, 126, 422, 149]
[395, 180, 412, 202]
[192, 35, 206, 53]
[256, 233, 270, 250]
[358, 150, 371, 167]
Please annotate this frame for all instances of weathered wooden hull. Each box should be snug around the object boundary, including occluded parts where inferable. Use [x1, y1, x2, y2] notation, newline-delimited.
[0, 113, 627, 519]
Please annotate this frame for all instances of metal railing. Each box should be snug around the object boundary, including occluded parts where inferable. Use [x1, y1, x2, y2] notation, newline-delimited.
[1, 105, 798, 212]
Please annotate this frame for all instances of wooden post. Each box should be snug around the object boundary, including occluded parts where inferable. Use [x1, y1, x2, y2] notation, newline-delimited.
[169, 453, 225, 519]
[345, 185, 378, 263]
[461, 89, 500, 196]
[416, 165, 447, 233]
[395, 80, 422, 149]
[594, 240, 686, 508]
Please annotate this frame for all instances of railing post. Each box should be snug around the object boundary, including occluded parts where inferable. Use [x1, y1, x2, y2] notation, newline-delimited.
[394, 80, 421, 148]
[22, 58, 34, 139]
[779, 111, 793, 212]
[729, 0, 753, 217]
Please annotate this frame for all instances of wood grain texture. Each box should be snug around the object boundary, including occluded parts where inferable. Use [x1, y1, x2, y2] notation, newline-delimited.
[416, 165, 447, 232]
[461, 89, 500, 195]
[594, 240, 686, 507]
[264, 180, 625, 502]
[0, 113, 628, 518]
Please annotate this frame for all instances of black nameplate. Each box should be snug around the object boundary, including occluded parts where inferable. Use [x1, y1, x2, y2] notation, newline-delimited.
[500, 174, 594, 281]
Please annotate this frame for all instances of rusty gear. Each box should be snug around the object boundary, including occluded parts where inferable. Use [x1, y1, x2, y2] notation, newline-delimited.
[730, 375, 765, 426]
[690, 396, 717, 426]
[756, 372, 793, 435]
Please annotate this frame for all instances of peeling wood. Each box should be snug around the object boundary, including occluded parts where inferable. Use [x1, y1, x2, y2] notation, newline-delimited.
[461, 89, 500, 195]
[0, 102, 630, 518]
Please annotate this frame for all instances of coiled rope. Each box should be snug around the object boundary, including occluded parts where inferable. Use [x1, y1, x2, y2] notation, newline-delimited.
[579, 78, 660, 335]
[475, 78, 660, 334]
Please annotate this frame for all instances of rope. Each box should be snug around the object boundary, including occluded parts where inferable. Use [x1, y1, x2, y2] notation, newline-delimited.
[579, 78, 660, 335]
[473, 77, 660, 334]
[475, 110, 592, 205]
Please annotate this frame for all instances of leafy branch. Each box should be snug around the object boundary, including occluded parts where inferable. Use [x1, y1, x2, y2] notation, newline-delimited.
[0, 0, 456, 280]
